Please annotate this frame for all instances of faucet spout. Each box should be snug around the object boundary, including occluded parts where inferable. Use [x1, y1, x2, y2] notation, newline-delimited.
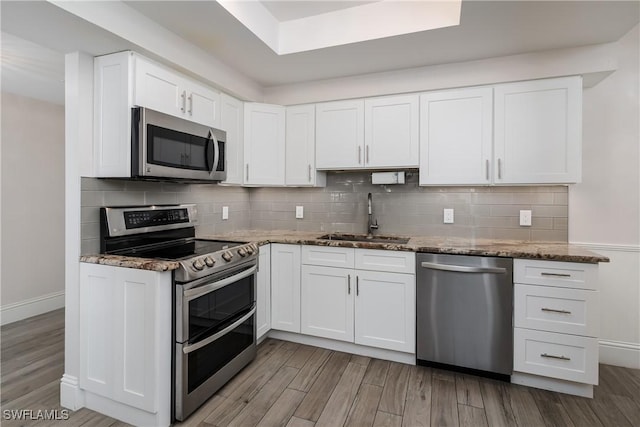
[367, 193, 379, 237]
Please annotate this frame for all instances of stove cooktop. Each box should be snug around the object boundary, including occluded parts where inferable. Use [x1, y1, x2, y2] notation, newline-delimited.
[114, 239, 244, 261]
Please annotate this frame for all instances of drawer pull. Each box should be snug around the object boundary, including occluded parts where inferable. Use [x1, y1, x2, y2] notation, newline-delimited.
[541, 272, 571, 278]
[541, 307, 572, 314]
[541, 353, 571, 361]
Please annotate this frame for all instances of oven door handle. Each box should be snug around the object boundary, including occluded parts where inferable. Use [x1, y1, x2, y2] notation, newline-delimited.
[184, 265, 257, 300]
[182, 306, 256, 354]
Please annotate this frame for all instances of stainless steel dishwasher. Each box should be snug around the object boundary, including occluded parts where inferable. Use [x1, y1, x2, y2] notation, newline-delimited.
[416, 253, 513, 379]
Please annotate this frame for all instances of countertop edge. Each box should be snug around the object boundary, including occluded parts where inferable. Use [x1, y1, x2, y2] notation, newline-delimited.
[79, 233, 610, 269]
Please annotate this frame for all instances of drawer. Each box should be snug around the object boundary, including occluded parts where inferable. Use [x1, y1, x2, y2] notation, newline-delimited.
[514, 259, 598, 290]
[514, 328, 598, 385]
[355, 249, 416, 274]
[515, 284, 598, 337]
[302, 245, 355, 268]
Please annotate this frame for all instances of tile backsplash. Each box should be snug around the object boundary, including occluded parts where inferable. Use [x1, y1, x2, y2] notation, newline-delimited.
[80, 172, 568, 254]
[80, 178, 251, 254]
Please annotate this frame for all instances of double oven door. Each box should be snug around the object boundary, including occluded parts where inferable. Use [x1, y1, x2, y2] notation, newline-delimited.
[175, 261, 257, 421]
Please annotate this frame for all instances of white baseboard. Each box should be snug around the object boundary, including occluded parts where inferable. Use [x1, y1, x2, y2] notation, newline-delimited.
[60, 374, 85, 411]
[599, 340, 640, 369]
[268, 330, 416, 365]
[1, 291, 65, 325]
[511, 372, 593, 398]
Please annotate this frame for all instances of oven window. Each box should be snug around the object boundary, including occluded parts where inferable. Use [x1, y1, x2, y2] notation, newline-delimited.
[187, 313, 253, 393]
[188, 270, 254, 342]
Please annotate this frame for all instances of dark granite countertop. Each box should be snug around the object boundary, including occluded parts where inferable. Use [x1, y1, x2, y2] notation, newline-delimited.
[202, 230, 610, 264]
[80, 230, 609, 269]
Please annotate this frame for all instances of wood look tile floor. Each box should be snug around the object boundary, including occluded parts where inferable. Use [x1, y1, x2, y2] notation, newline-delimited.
[2, 309, 639, 427]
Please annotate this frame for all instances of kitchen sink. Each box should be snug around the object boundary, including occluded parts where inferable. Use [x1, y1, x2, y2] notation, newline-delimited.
[318, 233, 410, 244]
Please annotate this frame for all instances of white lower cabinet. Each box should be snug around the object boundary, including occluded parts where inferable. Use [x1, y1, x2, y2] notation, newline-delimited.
[513, 259, 599, 396]
[299, 246, 415, 353]
[270, 244, 301, 333]
[256, 244, 271, 340]
[354, 270, 415, 353]
[301, 265, 354, 342]
[79, 263, 172, 426]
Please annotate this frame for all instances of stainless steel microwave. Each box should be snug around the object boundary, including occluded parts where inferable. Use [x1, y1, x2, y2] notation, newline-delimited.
[132, 107, 226, 182]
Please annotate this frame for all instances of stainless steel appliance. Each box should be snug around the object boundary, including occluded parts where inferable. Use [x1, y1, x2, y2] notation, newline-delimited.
[131, 107, 226, 182]
[100, 204, 258, 421]
[416, 253, 513, 379]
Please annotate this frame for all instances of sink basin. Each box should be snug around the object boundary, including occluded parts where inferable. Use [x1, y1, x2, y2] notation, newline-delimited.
[319, 233, 410, 245]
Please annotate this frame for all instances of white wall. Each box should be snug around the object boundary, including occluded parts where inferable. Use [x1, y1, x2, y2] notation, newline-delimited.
[570, 25, 640, 368]
[1, 92, 66, 324]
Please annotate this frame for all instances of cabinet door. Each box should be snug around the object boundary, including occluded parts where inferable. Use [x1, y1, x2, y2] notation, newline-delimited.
[270, 244, 301, 333]
[286, 104, 325, 186]
[220, 93, 244, 185]
[134, 56, 182, 117]
[365, 94, 419, 168]
[301, 265, 354, 342]
[494, 76, 582, 184]
[257, 245, 271, 340]
[354, 270, 415, 353]
[186, 80, 220, 128]
[316, 100, 364, 169]
[94, 51, 133, 178]
[419, 88, 493, 185]
[244, 103, 286, 186]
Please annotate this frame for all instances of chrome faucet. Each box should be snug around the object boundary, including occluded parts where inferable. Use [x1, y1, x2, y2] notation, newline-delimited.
[367, 192, 379, 237]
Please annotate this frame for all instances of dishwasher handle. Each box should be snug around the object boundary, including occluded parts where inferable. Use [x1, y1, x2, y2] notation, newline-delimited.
[420, 261, 507, 274]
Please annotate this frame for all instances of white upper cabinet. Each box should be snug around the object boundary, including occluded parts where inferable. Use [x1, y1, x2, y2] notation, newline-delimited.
[316, 100, 365, 169]
[93, 51, 223, 178]
[220, 93, 244, 185]
[419, 76, 582, 186]
[134, 54, 220, 128]
[494, 76, 582, 184]
[419, 88, 493, 185]
[364, 94, 419, 168]
[285, 105, 326, 187]
[244, 103, 286, 186]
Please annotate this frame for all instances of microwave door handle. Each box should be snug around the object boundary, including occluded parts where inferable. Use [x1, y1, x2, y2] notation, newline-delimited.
[182, 305, 256, 354]
[207, 130, 219, 174]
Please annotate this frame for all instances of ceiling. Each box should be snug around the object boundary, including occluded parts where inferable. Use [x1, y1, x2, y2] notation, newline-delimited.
[1, 1, 638, 105]
[124, 0, 639, 87]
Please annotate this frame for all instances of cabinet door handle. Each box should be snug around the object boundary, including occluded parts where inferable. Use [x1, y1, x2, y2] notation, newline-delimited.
[485, 160, 490, 181]
[308, 164, 312, 182]
[541, 353, 571, 361]
[498, 158, 502, 179]
[356, 276, 359, 296]
[541, 307, 572, 314]
[541, 272, 571, 278]
[358, 146, 362, 164]
[245, 164, 249, 181]
[181, 90, 186, 112]
[348, 275, 351, 294]
[366, 145, 370, 164]
[188, 94, 193, 115]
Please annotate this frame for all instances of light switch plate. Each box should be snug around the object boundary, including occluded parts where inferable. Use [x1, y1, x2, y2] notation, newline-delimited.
[296, 206, 304, 219]
[444, 208, 454, 224]
[222, 206, 229, 220]
[520, 210, 532, 226]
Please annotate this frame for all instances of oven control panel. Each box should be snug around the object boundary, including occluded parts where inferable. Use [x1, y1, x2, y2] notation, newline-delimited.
[178, 243, 259, 281]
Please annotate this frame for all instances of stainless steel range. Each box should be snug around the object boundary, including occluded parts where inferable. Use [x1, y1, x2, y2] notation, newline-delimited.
[100, 204, 258, 421]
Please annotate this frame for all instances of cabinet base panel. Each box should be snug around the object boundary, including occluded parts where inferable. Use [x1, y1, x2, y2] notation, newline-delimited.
[511, 372, 593, 398]
[83, 391, 171, 427]
[268, 330, 415, 365]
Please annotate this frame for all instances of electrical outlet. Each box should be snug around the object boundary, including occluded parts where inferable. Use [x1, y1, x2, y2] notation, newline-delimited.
[295, 206, 304, 219]
[444, 208, 454, 224]
[222, 206, 229, 220]
[520, 210, 532, 226]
